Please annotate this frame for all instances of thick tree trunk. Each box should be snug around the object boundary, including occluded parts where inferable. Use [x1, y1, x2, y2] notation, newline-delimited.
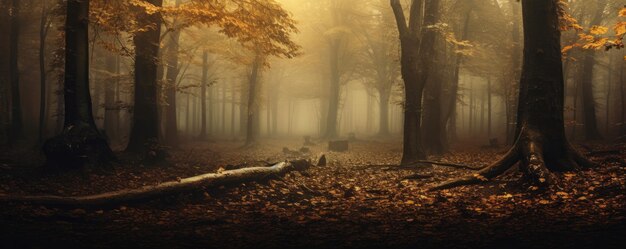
[0, 158, 322, 207]
[245, 55, 262, 145]
[43, 0, 114, 169]
[127, 0, 163, 153]
[391, 0, 439, 165]
[433, 0, 594, 190]
[422, 66, 445, 155]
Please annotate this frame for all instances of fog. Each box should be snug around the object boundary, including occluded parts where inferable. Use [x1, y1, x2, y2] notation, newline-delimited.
[0, 0, 624, 150]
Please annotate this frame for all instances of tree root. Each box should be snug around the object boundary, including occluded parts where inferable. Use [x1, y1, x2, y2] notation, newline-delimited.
[429, 147, 519, 191]
[429, 137, 596, 191]
[0, 155, 325, 207]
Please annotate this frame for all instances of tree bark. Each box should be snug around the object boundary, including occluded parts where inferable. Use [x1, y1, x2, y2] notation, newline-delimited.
[432, 0, 594, 191]
[43, 0, 114, 168]
[127, 0, 163, 153]
[391, 0, 439, 165]
[245, 54, 262, 145]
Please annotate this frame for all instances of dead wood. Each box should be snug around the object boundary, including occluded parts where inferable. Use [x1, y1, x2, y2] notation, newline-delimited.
[0, 156, 325, 207]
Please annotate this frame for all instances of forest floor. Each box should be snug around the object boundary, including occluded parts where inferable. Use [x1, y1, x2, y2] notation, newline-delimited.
[0, 138, 625, 249]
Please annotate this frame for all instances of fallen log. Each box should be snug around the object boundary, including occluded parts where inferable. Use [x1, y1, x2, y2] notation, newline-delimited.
[0, 157, 322, 207]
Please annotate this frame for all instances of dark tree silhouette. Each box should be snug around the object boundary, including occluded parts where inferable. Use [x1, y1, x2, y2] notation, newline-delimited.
[8, 0, 22, 144]
[391, 0, 440, 165]
[432, 0, 595, 190]
[127, 0, 164, 154]
[43, 0, 114, 168]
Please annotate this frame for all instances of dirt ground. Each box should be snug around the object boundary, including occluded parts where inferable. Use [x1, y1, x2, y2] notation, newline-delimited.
[0, 138, 625, 249]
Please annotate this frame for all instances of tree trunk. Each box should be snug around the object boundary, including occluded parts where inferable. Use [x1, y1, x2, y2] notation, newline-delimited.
[185, 93, 193, 134]
[422, 61, 445, 155]
[231, 80, 236, 137]
[580, 51, 602, 140]
[605, 54, 612, 136]
[245, 55, 262, 145]
[222, 83, 226, 135]
[163, 15, 182, 146]
[506, 0, 522, 144]
[579, 2, 606, 141]
[8, 0, 21, 144]
[127, 0, 163, 153]
[445, 10, 471, 144]
[239, 79, 247, 137]
[43, 0, 114, 169]
[271, 82, 280, 136]
[0, 0, 11, 144]
[391, 0, 439, 165]
[198, 50, 208, 139]
[104, 53, 119, 143]
[487, 77, 492, 138]
[38, 0, 51, 143]
[378, 87, 390, 136]
[433, 0, 594, 190]
[324, 39, 341, 139]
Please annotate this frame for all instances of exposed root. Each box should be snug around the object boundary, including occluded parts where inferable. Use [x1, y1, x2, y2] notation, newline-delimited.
[570, 144, 599, 169]
[520, 141, 552, 186]
[429, 147, 519, 191]
[429, 139, 598, 191]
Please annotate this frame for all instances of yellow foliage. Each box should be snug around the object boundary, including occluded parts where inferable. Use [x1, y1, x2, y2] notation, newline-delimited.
[589, 25, 608, 35]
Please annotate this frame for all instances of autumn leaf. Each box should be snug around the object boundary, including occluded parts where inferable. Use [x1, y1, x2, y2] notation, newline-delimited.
[589, 25, 608, 35]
